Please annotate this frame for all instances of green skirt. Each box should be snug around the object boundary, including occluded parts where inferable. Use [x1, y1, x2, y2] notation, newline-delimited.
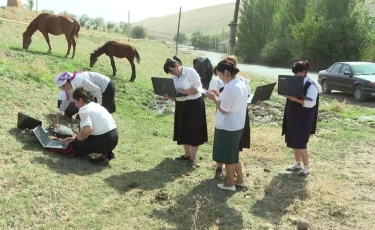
[213, 128, 243, 164]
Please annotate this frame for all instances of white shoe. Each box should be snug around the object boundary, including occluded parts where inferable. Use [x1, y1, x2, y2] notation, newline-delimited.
[235, 182, 248, 188]
[298, 166, 310, 176]
[217, 184, 236, 191]
[286, 162, 302, 171]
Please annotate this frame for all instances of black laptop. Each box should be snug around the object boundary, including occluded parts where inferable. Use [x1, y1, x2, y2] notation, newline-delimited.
[277, 75, 312, 100]
[151, 77, 188, 98]
[17, 112, 42, 130]
[248, 82, 276, 104]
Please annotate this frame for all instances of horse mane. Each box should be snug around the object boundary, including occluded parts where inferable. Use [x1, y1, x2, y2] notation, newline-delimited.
[25, 14, 44, 36]
[91, 41, 110, 56]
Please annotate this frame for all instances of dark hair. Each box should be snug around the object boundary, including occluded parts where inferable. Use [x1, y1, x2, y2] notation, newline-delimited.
[163, 56, 182, 74]
[292, 60, 310, 74]
[73, 87, 94, 103]
[215, 59, 240, 76]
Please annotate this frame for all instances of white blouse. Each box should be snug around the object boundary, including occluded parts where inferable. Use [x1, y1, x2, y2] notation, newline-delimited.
[209, 76, 225, 90]
[58, 72, 110, 114]
[79, 102, 116, 136]
[215, 78, 249, 131]
[303, 76, 319, 108]
[172, 67, 202, 101]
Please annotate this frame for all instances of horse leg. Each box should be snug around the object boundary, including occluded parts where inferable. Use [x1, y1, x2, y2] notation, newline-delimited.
[41, 31, 52, 54]
[109, 56, 116, 77]
[64, 34, 72, 58]
[129, 59, 136, 82]
[71, 37, 76, 59]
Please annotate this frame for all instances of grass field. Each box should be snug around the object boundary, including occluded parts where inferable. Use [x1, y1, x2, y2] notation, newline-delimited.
[1, 7, 375, 230]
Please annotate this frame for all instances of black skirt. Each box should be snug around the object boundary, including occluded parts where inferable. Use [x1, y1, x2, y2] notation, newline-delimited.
[57, 100, 79, 118]
[239, 108, 250, 151]
[102, 80, 116, 114]
[173, 97, 208, 146]
[72, 128, 119, 157]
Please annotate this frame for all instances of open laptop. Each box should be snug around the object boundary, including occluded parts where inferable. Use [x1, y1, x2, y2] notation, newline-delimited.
[248, 82, 276, 104]
[277, 75, 312, 100]
[32, 125, 68, 149]
[17, 112, 42, 130]
[151, 77, 188, 98]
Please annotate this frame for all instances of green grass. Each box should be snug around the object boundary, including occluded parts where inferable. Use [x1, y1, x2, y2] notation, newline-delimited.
[1, 10, 375, 230]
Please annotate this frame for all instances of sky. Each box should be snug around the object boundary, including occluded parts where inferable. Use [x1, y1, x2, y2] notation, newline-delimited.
[0, 0, 235, 22]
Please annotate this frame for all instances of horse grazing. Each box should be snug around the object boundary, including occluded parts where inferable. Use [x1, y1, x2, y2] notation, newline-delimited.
[22, 13, 80, 58]
[90, 41, 141, 82]
[193, 57, 213, 90]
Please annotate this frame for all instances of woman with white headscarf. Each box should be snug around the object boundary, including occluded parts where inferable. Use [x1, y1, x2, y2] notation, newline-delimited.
[53, 71, 116, 125]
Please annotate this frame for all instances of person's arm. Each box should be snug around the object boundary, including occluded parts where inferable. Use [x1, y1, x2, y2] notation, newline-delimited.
[75, 111, 93, 140]
[179, 69, 201, 95]
[53, 94, 70, 125]
[82, 79, 103, 104]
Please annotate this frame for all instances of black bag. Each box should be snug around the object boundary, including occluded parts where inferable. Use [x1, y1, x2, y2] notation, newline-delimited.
[46, 125, 75, 138]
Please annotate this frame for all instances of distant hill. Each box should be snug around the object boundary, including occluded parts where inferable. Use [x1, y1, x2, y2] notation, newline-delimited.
[133, 3, 235, 42]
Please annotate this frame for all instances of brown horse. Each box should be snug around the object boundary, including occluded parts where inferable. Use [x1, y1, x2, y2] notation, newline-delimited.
[22, 13, 80, 58]
[90, 41, 141, 82]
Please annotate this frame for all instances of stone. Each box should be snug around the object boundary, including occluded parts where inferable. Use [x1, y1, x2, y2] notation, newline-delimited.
[297, 218, 309, 230]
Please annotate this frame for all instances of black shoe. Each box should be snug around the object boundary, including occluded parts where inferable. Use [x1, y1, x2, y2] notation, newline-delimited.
[106, 152, 115, 161]
[187, 159, 195, 167]
[90, 155, 109, 165]
[175, 155, 190, 161]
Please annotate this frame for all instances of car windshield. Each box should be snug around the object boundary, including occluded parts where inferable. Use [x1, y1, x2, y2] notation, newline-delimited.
[351, 63, 375, 75]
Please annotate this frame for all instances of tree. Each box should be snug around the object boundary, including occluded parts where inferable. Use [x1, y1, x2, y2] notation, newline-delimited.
[119, 21, 132, 33]
[93, 17, 105, 30]
[173, 33, 187, 44]
[27, 0, 34, 10]
[42, 9, 55, 14]
[131, 26, 147, 39]
[60, 11, 77, 20]
[107, 21, 116, 32]
[79, 14, 90, 27]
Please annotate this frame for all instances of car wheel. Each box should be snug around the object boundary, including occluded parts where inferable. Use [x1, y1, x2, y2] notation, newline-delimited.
[353, 86, 365, 101]
[321, 80, 331, 94]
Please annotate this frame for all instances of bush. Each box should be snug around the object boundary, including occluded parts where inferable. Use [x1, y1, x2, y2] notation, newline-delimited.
[260, 38, 302, 67]
[131, 26, 147, 39]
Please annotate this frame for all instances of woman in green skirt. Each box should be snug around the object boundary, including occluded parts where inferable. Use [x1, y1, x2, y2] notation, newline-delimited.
[207, 60, 249, 191]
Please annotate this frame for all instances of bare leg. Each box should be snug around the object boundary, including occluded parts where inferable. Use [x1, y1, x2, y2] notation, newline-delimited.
[224, 164, 235, 187]
[110, 56, 117, 77]
[189, 146, 198, 161]
[299, 149, 309, 166]
[183, 145, 190, 158]
[293, 149, 302, 163]
[234, 162, 244, 184]
[41, 31, 52, 54]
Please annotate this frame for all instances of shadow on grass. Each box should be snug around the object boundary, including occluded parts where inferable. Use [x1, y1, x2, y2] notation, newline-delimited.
[250, 173, 307, 223]
[105, 158, 193, 193]
[9, 47, 66, 59]
[152, 179, 243, 230]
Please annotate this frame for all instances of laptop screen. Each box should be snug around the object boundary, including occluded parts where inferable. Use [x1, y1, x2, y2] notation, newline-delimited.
[17, 112, 42, 130]
[33, 126, 51, 147]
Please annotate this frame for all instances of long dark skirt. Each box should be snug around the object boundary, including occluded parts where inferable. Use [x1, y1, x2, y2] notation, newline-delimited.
[239, 108, 250, 151]
[213, 128, 243, 164]
[102, 80, 116, 114]
[72, 129, 119, 157]
[57, 100, 79, 118]
[173, 97, 208, 146]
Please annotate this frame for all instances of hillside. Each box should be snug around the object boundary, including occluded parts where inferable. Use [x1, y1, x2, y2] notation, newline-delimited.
[134, 3, 235, 41]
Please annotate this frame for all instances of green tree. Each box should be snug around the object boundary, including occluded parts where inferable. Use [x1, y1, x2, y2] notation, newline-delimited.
[27, 0, 34, 10]
[119, 21, 131, 33]
[131, 26, 147, 39]
[60, 11, 77, 20]
[93, 17, 105, 30]
[173, 33, 188, 44]
[107, 21, 116, 31]
[42, 9, 54, 14]
[79, 14, 90, 27]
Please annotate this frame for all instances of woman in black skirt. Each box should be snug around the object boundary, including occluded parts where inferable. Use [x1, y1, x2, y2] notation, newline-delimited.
[62, 87, 119, 165]
[163, 57, 208, 167]
[53, 71, 116, 125]
[281, 61, 319, 176]
[207, 60, 249, 191]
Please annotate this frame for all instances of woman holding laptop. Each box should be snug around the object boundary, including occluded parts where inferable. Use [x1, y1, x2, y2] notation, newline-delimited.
[163, 57, 208, 168]
[281, 60, 319, 176]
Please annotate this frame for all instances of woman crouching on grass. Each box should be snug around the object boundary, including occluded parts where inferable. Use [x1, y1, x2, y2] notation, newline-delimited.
[62, 87, 119, 165]
[282, 60, 319, 176]
[207, 60, 249, 191]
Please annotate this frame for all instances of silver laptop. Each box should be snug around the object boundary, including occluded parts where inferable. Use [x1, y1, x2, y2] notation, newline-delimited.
[32, 125, 68, 149]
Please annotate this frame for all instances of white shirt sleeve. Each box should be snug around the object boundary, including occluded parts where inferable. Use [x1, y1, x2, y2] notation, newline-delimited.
[303, 83, 319, 108]
[82, 78, 103, 104]
[79, 110, 93, 128]
[219, 86, 235, 112]
[188, 69, 202, 89]
[209, 78, 219, 90]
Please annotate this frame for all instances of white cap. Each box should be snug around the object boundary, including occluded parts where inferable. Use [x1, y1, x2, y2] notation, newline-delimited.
[55, 72, 72, 87]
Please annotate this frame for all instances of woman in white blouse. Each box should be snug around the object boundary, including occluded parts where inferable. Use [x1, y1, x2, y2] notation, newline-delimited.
[62, 87, 118, 165]
[207, 60, 249, 191]
[163, 57, 208, 167]
[53, 71, 116, 125]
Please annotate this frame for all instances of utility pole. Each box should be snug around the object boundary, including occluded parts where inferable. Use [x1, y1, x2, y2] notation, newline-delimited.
[228, 0, 240, 55]
[128, 11, 130, 42]
[36, 0, 38, 16]
[175, 7, 182, 56]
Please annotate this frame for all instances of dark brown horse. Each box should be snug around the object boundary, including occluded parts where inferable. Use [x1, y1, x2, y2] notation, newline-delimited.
[90, 41, 141, 82]
[22, 13, 80, 58]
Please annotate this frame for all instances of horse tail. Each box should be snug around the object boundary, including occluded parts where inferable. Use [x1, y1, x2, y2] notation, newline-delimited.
[134, 48, 140, 64]
[74, 20, 80, 39]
